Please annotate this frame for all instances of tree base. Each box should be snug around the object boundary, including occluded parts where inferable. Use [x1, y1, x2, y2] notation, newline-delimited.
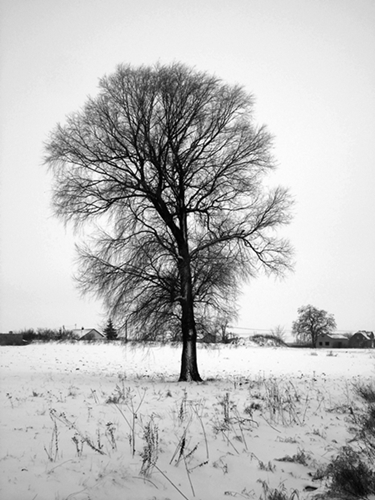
[179, 339, 202, 382]
[178, 372, 203, 382]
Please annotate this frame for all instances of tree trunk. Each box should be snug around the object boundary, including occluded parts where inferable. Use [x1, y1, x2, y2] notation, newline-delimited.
[178, 243, 202, 382]
[179, 334, 202, 382]
[312, 332, 317, 348]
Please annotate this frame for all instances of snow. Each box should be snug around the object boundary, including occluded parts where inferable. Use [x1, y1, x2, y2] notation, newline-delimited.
[0, 342, 374, 500]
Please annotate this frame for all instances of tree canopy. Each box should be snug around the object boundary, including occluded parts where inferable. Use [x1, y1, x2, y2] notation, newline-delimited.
[292, 305, 337, 347]
[45, 62, 293, 380]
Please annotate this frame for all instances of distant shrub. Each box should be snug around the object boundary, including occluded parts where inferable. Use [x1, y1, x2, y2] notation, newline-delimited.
[37, 328, 58, 342]
[251, 334, 288, 347]
[21, 329, 37, 343]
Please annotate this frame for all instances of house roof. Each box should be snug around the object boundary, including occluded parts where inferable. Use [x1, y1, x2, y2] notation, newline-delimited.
[318, 333, 348, 340]
[353, 331, 374, 340]
[72, 328, 104, 338]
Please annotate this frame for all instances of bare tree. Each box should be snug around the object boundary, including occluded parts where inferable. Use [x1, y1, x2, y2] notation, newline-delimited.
[45, 63, 293, 381]
[292, 305, 337, 348]
[270, 325, 287, 342]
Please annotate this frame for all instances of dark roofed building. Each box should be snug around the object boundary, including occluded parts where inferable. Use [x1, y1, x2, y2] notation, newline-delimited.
[0, 333, 27, 346]
[348, 331, 374, 348]
[317, 333, 349, 348]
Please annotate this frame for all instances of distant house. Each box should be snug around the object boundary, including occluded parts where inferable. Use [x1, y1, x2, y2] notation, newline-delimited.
[199, 331, 218, 344]
[317, 333, 349, 349]
[73, 328, 104, 341]
[348, 331, 374, 349]
[0, 333, 27, 346]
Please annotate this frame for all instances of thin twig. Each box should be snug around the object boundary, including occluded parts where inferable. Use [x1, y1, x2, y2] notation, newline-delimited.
[260, 414, 281, 433]
[192, 404, 209, 460]
[183, 454, 195, 497]
[221, 430, 239, 454]
[47, 459, 74, 472]
[153, 463, 190, 500]
[132, 475, 159, 488]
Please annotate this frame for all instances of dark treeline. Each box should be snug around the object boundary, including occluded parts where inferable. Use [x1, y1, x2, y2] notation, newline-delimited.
[17, 328, 76, 343]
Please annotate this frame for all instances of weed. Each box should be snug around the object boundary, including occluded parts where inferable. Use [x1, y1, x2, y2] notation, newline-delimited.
[191, 401, 210, 461]
[6, 393, 14, 408]
[355, 382, 375, 404]
[293, 448, 310, 465]
[311, 465, 326, 481]
[86, 404, 92, 422]
[213, 393, 256, 455]
[220, 392, 231, 428]
[276, 448, 310, 466]
[105, 422, 117, 451]
[311, 427, 327, 439]
[348, 384, 375, 458]
[106, 390, 124, 405]
[276, 436, 299, 444]
[140, 416, 159, 476]
[151, 463, 190, 500]
[258, 460, 276, 472]
[106, 380, 136, 404]
[114, 386, 147, 456]
[221, 428, 240, 454]
[96, 428, 104, 453]
[362, 404, 375, 435]
[326, 351, 337, 357]
[72, 433, 83, 457]
[49, 409, 106, 456]
[44, 418, 59, 462]
[224, 487, 253, 498]
[169, 410, 202, 498]
[170, 424, 190, 466]
[244, 402, 262, 415]
[327, 403, 352, 414]
[326, 446, 375, 497]
[90, 389, 99, 404]
[213, 458, 228, 474]
[178, 389, 188, 422]
[262, 379, 308, 426]
[232, 406, 251, 451]
[67, 385, 78, 397]
[258, 481, 299, 500]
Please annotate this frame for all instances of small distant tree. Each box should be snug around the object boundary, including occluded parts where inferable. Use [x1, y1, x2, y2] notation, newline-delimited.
[56, 327, 75, 341]
[270, 325, 287, 342]
[202, 313, 236, 344]
[104, 319, 118, 340]
[292, 305, 336, 348]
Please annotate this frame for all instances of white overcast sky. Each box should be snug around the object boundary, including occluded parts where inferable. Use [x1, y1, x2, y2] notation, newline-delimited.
[0, 0, 374, 335]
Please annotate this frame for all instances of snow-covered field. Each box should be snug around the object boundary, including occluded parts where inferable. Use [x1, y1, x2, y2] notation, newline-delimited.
[0, 342, 374, 500]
